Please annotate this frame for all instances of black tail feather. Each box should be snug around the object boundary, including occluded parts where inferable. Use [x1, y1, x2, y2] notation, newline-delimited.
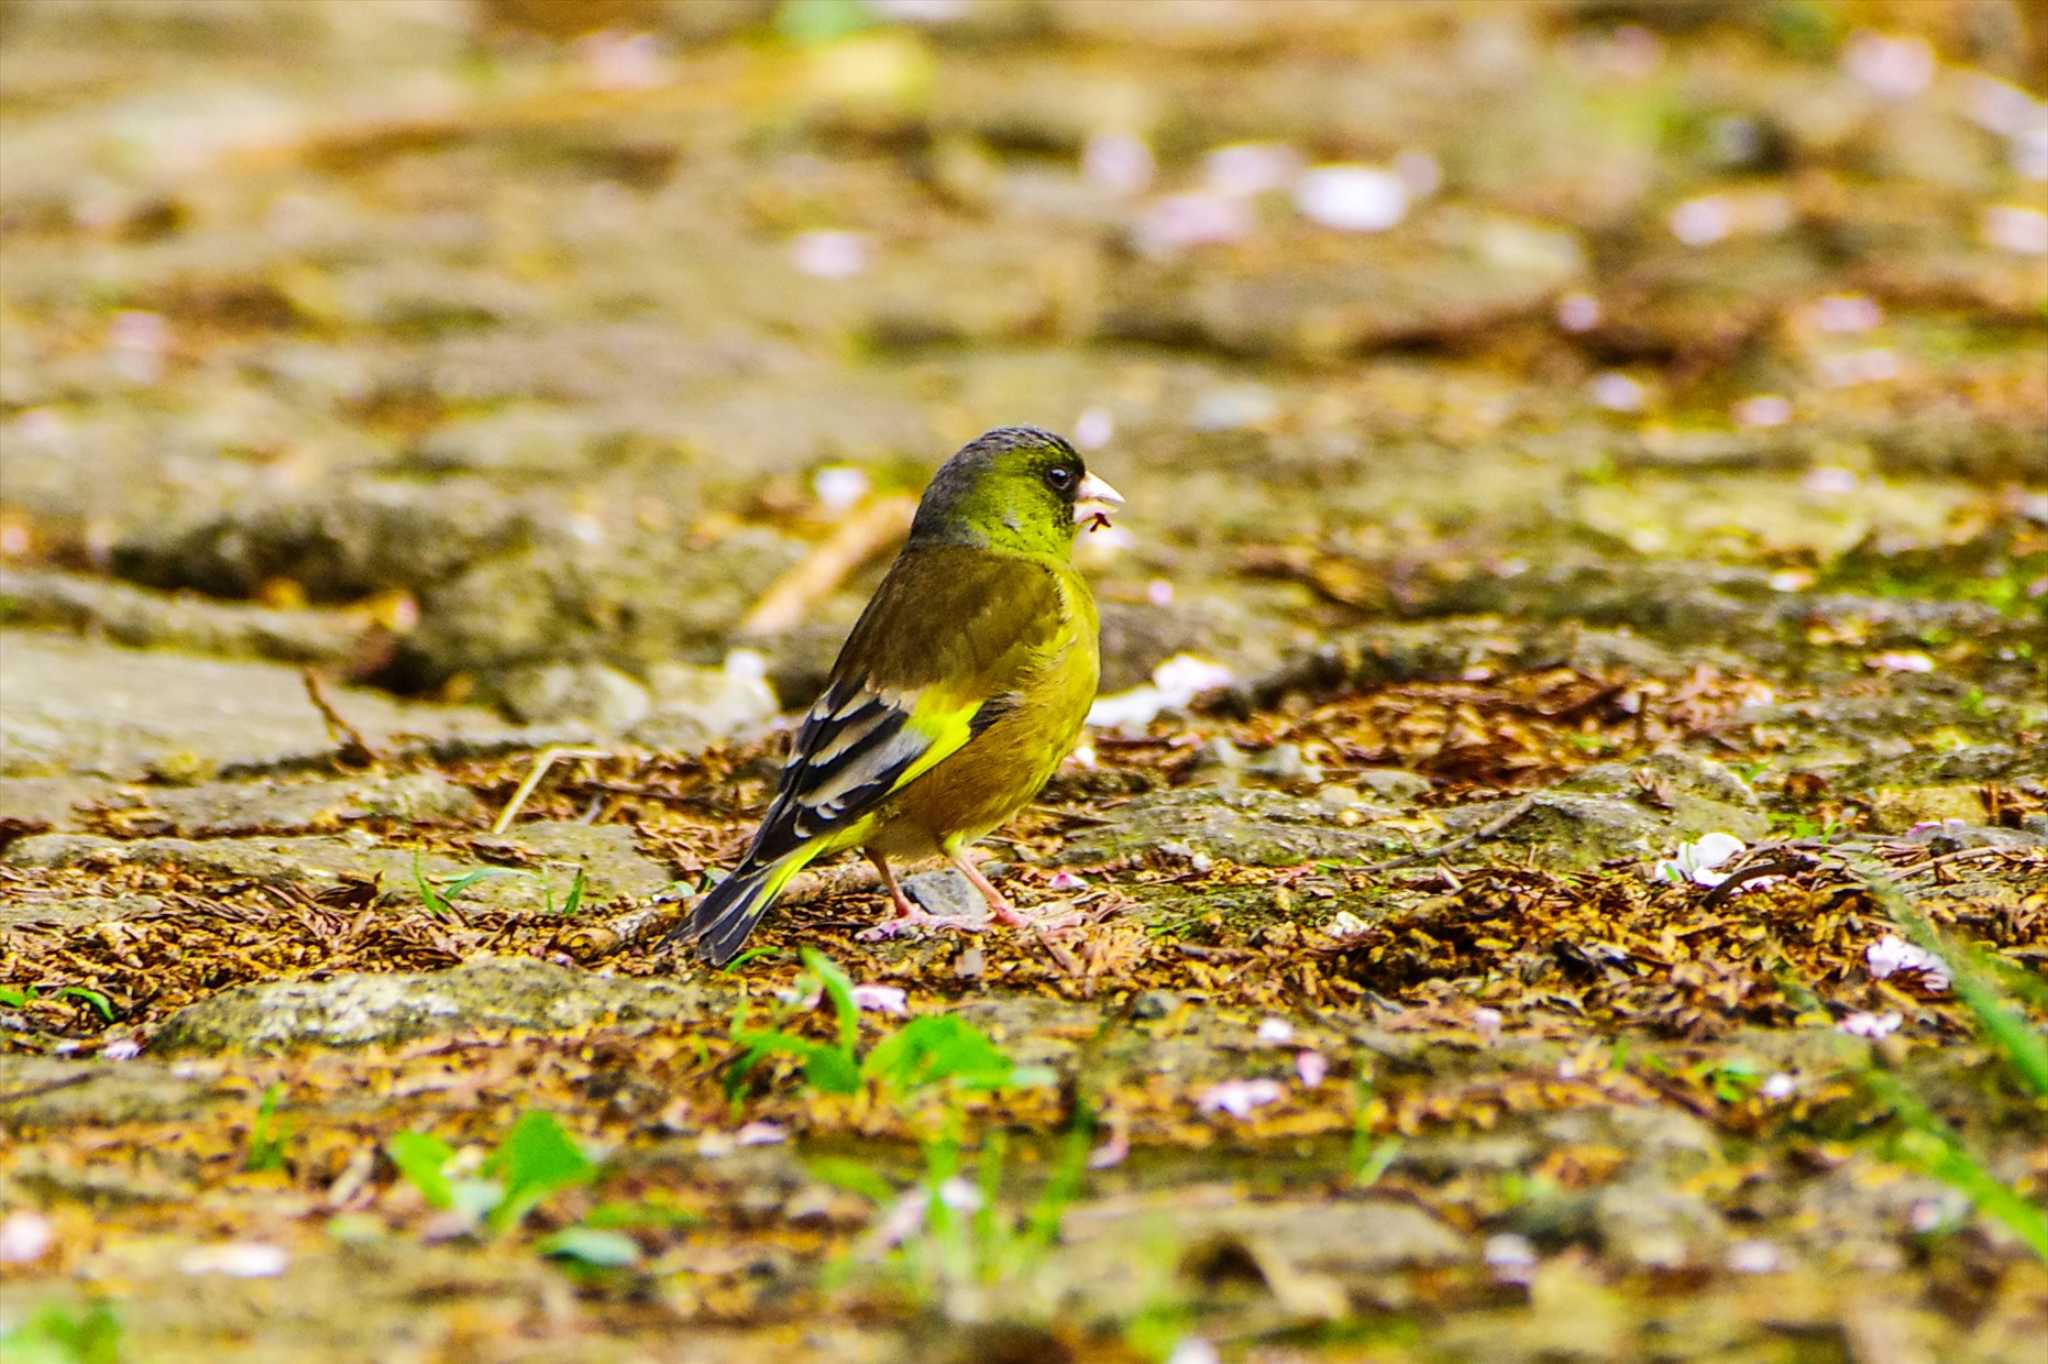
[657, 858, 786, 966]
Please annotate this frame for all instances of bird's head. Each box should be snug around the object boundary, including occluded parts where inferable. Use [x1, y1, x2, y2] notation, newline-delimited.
[908, 426, 1124, 558]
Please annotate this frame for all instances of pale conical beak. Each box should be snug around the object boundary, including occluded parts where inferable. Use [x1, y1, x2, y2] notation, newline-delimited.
[1075, 472, 1124, 532]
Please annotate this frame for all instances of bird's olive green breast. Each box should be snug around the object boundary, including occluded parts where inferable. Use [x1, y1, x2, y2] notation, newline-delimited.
[883, 554, 1099, 848]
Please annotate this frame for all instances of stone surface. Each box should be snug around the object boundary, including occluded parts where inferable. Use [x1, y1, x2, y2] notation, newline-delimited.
[0, 566, 370, 667]
[116, 772, 483, 838]
[1058, 788, 1409, 867]
[0, 1056, 229, 1131]
[0, 631, 515, 781]
[1105, 209, 1585, 361]
[4, 821, 667, 912]
[151, 957, 721, 1053]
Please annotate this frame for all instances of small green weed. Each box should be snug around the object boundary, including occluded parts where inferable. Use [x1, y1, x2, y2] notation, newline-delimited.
[543, 864, 587, 916]
[0, 984, 115, 1021]
[1864, 1071, 2048, 1260]
[774, 0, 874, 45]
[409, 854, 589, 919]
[409, 852, 521, 917]
[385, 1111, 598, 1238]
[1347, 1061, 1401, 1188]
[1850, 855, 2048, 1259]
[1699, 1056, 1764, 1105]
[726, 948, 1052, 1102]
[243, 1083, 291, 1173]
[0, 1301, 123, 1364]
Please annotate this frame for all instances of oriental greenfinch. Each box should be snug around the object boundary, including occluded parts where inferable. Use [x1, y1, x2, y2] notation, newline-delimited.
[666, 426, 1122, 965]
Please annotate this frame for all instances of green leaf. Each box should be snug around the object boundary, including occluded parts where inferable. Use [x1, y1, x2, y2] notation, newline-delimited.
[385, 1130, 457, 1209]
[976, 1062, 1055, 1092]
[804, 1156, 897, 1203]
[1855, 855, 2048, 1100]
[482, 1112, 597, 1235]
[553, 865, 587, 916]
[438, 867, 521, 899]
[720, 947, 783, 973]
[1868, 1072, 2048, 1260]
[536, 1226, 641, 1268]
[1351, 1136, 1403, 1188]
[411, 850, 450, 917]
[53, 987, 114, 1022]
[581, 1200, 698, 1230]
[801, 947, 861, 1055]
[774, 0, 874, 45]
[804, 1043, 862, 1096]
[861, 1015, 1024, 1095]
[0, 1301, 124, 1364]
[244, 1082, 291, 1173]
[731, 1029, 861, 1097]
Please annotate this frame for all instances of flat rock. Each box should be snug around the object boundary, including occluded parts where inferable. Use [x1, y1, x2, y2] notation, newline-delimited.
[1440, 786, 1768, 870]
[150, 956, 723, 1053]
[1593, 1181, 1727, 1271]
[0, 630, 515, 782]
[1105, 208, 1584, 362]
[0, 565, 370, 667]
[113, 771, 482, 838]
[0, 774, 120, 840]
[110, 477, 540, 602]
[399, 528, 806, 692]
[1058, 787, 1411, 868]
[1054, 1193, 1466, 1321]
[1, 892, 172, 933]
[4, 822, 666, 912]
[0, 1055, 230, 1131]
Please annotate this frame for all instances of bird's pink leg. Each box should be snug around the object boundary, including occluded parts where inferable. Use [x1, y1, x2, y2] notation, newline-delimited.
[856, 850, 992, 941]
[868, 850, 918, 919]
[948, 849, 1031, 928]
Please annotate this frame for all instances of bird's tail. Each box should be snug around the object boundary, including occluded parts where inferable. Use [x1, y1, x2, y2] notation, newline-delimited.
[665, 848, 816, 966]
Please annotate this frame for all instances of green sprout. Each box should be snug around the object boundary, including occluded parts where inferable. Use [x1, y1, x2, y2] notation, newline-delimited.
[243, 1083, 292, 1174]
[0, 1301, 123, 1364]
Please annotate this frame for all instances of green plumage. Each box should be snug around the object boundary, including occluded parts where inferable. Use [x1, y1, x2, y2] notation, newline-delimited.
[669, 427, 1112, 966]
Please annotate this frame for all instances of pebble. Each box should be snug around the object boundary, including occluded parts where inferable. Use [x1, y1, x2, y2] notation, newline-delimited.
[1354, 767, 1431, 801]
[1247, 742, 1321, 784]
[1130, 990, 1182, 1021]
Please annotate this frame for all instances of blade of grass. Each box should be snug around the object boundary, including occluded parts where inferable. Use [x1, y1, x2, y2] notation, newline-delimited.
[1015, 1103, 1093, 1265]
[54, 986, 115, 1022]
[1849, 853, 2048, 1099]
[1864, 1070, 2048, 1259]
[802, 948, 860, 1056]
[412, 850, 450, 917]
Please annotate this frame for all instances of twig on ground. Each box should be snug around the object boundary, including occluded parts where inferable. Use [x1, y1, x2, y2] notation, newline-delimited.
[300, 667, 377, 767]
[491, 745, 612, 835]
[1699, 857, 1806, 909]
[1356, 796, 1538, 875]
[739, 495, 917, 636]
[0, 1072, 97, 1105]
[1892, 845, 2030, 880]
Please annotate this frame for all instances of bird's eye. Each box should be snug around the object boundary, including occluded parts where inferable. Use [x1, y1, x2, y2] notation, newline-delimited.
[1045, 466, 1076, 492]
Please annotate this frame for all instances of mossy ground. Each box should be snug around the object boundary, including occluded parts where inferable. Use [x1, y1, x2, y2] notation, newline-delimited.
[2, 2, 2045, 1361]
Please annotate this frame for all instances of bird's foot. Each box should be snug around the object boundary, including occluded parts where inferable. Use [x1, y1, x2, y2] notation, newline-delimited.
[856, 908, 991, 942]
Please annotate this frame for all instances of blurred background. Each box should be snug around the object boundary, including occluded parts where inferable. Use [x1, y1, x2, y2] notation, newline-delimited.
[1, 0, 2043, 740]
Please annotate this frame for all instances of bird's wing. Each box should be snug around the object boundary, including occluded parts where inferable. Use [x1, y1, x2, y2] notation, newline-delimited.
[743, 547, 1065, 864]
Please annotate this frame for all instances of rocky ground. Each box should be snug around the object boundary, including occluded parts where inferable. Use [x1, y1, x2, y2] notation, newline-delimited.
[2, 2, 2045, 1361]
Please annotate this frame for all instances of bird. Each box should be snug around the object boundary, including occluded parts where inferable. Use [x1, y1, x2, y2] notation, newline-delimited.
[664, 425, 1123, 967]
